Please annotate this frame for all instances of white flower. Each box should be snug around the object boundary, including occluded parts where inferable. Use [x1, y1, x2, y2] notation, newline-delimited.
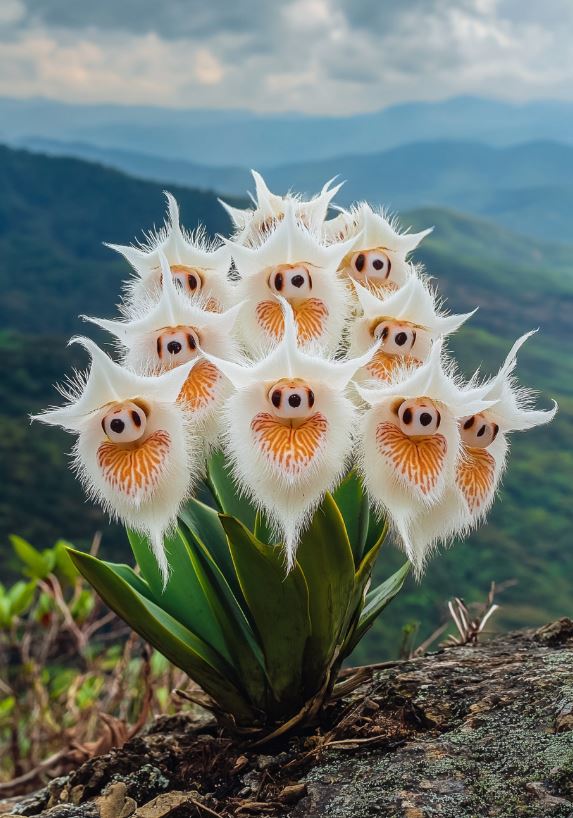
[349, 276, 475, 383]
[84, 252, 242, 443]
[228, 201, 356, 355]
[219, 170, 342, 247]
[357, 342, 495, 573]
[32, 338, 199, 581]
[106, 192, 232, 313]
[204, 301, 379, 567]
[326, 203, 432, 295]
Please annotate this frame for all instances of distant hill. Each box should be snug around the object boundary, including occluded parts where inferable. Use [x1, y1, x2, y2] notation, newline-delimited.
[2, 95, 573, 166]
[0, 144, 571, 657]
[18, 137, 573, 242]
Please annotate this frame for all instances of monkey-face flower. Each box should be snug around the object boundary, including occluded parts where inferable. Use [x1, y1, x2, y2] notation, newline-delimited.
[33, 339, 199, 581]
[107, 192, 232, 313]
[220, 170, 342, 247]
[357, 342, 494, 571]
[85, 254, 242, 442]
[229, 203, 356, 354]
[349, 277, 475, 383]
[329, 203, 432, 295]
[204, 302, 379, 566]
[456, 331, 557, 521]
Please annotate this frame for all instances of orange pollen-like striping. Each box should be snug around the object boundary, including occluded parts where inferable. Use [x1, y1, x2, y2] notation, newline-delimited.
[456, 444, 496, 513]
[376, 421, 446, 495]
[204, 296, 222, 313]
[97, 430, 171, 497]
[178, 360, 221, 412]
[366, 350, 421, 382]
[255, 299, 328, 343]
[251, 412, 328, 476]
[363, 279, 398, 297]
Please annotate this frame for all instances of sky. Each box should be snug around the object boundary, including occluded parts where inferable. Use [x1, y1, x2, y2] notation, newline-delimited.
[0, 0, 572, 115]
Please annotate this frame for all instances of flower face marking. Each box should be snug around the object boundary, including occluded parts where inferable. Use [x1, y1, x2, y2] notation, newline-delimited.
[373, 320, 431, 359]
[267, 378, 315, 420]
[101, 401, 148, 443]
[178, 360, 221, 412]
[350, 249, 391, 284]
[97, 429, 171, 498]
[366, 349, 420, 381]
[397, 398, 442, 436]
[251, 412, 328, 476]
[169, 264, 203, 296]
[457, 445, 496, 513]
[376, 420, 447, 495]
[268, 264, 313, 299]
[156, 327, 201, 365]
[459, 413, 499, 449]
[255, 298, 329, 344]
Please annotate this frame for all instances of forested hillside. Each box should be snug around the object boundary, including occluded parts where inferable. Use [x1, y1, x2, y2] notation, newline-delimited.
[1, 145, 570, 657]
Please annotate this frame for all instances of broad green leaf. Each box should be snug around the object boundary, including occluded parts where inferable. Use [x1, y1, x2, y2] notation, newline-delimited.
[107, 563, 155, 601]
[333, 472, 371, 565]
[127, 528, 233, 664]
[207, 451, 257, 531]
[296, 493, 355, 692]
[7, 581, 36, 617]
[53, 540, 79, 585]
[344, 562, 411, 656]
[67, 547, 256, 722]
[253, 511, 275, 546]
[10, 535, 54, 579]
[354, 518, 389, 594]
[221, 515, 311, 713]
[0, 597, 11, 628]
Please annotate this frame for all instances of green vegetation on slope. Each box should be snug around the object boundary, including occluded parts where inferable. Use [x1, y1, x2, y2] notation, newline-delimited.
[0, 145, 571, 656]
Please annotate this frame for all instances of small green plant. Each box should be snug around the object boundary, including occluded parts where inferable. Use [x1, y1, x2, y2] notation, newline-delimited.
[35, 174, 555, 736]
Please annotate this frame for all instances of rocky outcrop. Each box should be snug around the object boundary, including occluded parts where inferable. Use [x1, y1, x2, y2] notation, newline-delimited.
[4, 619, 573, 818]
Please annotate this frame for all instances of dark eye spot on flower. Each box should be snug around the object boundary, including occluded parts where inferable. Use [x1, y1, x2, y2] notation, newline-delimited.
[463, 416, 475, 429]
[274, 273, 283, 291]
[308, 389, 315, 408]
[492, 423, 499, 441]
[288, 394, 302, 408]
[271, 390, 281, 408]
[381, 326, 389, 340]
[477, 424, 486, 437]
[187, 334, 197, 350]
[402, 407, 413, 424]
[435, 410, 441, 428]
[395, 332, 408, 346]
[156, 337, 162, 358]
[131, 411, 142, 427]
[291, 274, 305, 288]
[420, 412, 433, 427]
[110, 418, 125, 434]
[373, 258, 384, 271]
[167, 340, 182, 355]
[355, 253, 365, 272]
[188, 275, 198, 291]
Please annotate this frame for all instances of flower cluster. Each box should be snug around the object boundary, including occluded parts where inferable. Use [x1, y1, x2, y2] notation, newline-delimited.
[36, 172, 557, 579]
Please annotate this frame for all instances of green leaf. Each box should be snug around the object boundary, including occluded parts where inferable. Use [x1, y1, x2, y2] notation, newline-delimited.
[67, 547, 256, 722]
[10, 535, 53, 579]
[253, 511, 275, 546]
[0, 597, 12, 628]
[220, 515, 311, 712]
[296, 493, 355, 691]
[344, 562, 411, 656]
[53, 540, 79, 585]
[332, 471, 371, 565]
[127, 528, 233, 664]
[207, 451, 257, 531]
[7, 581, 36, 617]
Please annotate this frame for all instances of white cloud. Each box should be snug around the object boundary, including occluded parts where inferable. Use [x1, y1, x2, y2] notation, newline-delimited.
[0, 0, 570, 113]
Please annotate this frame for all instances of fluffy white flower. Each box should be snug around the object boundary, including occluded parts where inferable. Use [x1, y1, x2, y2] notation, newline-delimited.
[349, 276, 475, 383]
[228, 201, 356, 355]
[106, 192, 232, 313]
[204, 301, 379, 567]
[325, 203, 432, 295]
[32, 339, 199, 581]
[219, 170, 342, 247]
[84, 252, 242, 443]
[357, 341, 495, 573]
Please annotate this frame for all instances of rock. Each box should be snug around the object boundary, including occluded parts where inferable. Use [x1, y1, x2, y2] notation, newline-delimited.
[6, 622, 573, 818]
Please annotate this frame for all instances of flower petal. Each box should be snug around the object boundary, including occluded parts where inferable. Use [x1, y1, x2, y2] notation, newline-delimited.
[97, 430, 172, 500]
[456, 445, 496, 514]
[376, 421, 447, 497]
[251, 412, 328, 476]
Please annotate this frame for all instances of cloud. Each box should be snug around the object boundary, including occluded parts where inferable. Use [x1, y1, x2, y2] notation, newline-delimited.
[0, 0, 571, 113]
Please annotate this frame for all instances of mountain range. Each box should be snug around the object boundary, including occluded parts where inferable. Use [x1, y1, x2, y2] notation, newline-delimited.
[0, 143, 571, 657]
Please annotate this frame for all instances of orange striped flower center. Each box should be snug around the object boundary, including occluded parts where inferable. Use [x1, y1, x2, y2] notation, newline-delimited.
[178, 360, 221, 412]
[256, 298, 328, 343]
[97, 430, 171, 498]
[456, 444, 496, 513]
[366, 350, 421, 382]
[376, 421, 446, 495]
[251, 412, 328, 476]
